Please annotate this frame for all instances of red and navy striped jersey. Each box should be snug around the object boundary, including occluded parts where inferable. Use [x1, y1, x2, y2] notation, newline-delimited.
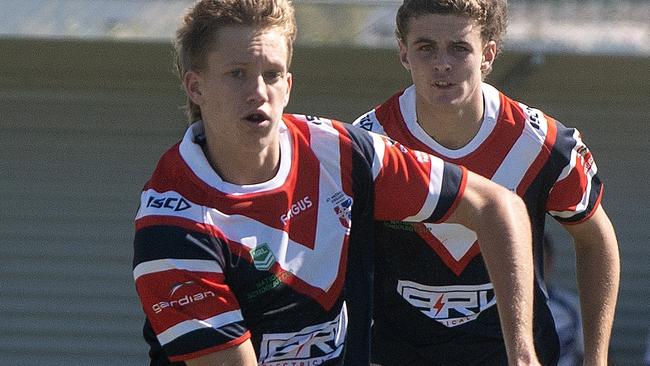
[353, 83, 602, 364]
[133, 114, 466, 365]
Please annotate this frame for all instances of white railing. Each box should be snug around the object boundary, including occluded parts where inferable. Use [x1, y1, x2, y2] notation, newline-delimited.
[0, 0, 648, 55]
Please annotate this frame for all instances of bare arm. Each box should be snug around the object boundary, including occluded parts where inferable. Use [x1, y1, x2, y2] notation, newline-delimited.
[563, 205, 619, 366]
[185, 339, 257, 366]
[446, 171, 539, 366]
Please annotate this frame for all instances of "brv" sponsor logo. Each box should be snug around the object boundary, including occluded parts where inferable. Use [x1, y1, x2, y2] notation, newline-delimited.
[258, 306, 347, 364]
[397, 280, 497, 328]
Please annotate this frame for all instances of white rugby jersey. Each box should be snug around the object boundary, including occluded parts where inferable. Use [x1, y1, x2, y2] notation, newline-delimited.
[133, 114, 466, 365]
[353, 83, 602, 365]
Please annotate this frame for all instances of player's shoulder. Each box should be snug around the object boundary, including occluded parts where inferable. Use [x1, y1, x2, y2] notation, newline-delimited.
[145, 124, 203, 189]
[138, 123, 212, 216]
[146, 141, 185, 186]
[494, 86, 568, 148]
[283, 113, 356, 136]
[352, 89, 406, 134]
[283, 112, 375, 141]
[283, 113, 337, 126]
[352, 109, 382, 134]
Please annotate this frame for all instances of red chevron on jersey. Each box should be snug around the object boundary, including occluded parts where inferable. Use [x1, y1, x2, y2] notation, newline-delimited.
[354, 83, 599, 275]
[353, 83, 602, 351]
[412, 222, 481, 276]
[135, 121, 353, 311]
[134, 113, 466, 362]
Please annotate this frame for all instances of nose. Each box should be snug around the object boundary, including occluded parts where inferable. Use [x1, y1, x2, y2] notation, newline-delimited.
[433, 53, 452, 73]
[247, 74, 268, 104]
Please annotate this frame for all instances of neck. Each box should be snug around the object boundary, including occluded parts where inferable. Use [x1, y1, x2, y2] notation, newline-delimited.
[416, 90, 485, 150]
[202, 132, 281, 186]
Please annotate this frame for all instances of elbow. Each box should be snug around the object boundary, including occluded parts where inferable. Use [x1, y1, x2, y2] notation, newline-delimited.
[478, 188, 530, 234]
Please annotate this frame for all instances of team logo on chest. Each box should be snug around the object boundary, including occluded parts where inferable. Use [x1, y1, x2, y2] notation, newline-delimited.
[327, 191, 353, 229]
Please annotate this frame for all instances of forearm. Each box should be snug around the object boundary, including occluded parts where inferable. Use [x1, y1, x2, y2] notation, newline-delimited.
[185, 339, 258, 366]
[476, 197, 536, 365]
[569, 208, 620, 365]
[448, 172, 538, 365]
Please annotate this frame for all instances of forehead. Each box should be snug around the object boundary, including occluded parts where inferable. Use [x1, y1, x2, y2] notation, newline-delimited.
[209, 25, 289, 65]
[405, 13, 481, 43]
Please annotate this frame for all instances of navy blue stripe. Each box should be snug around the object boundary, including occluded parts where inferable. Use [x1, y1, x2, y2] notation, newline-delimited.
[341, 122, 375, 366]
[548, 121, 577, 185]
[165, 322, 248, 359]
[343, 123, 377, 170]
[133, 226, 224, 269]
[549, 120, 603, 223]
[427, 162, 463, 223]
[143, 317, 247, 365]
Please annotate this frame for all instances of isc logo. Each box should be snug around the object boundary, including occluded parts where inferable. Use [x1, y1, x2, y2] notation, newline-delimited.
[397, 280, 497, 328]
[146, 196, 192, 212]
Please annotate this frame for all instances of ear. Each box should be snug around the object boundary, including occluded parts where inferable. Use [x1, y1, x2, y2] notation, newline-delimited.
[398, 41, 411, 71]
[481, 40, 497, 73]
[283, 72, 293, 108]
[183, 70, 204, 106]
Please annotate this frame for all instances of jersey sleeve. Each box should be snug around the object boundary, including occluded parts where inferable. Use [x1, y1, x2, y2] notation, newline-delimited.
[353, 129, 467, 223]
[133, 193, 250, 362]
[546, 125, 603, 224]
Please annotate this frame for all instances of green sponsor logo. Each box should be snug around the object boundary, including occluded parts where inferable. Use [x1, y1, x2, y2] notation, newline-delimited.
[246, 271, 292, 300]
[250, 243, 276, 271]
[383, 221, 416, 232]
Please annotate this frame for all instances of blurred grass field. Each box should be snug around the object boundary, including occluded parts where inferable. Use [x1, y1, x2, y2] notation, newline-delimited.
[1, 37, 649, 365]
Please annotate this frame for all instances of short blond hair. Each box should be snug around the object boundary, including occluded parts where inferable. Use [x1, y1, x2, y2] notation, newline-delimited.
[175, 0, 297, 122]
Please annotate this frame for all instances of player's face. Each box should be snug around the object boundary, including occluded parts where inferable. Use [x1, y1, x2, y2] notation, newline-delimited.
[399, 14, 496, 111]
[184, 25, 292, 151]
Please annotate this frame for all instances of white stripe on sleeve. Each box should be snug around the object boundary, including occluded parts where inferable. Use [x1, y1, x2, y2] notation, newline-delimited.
[403, 157, 444, 222]
[133, 259, 222, 281]
[157, 309, 244, 345]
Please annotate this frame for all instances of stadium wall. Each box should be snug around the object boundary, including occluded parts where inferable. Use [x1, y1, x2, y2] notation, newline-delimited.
[1, 38, 648, 365]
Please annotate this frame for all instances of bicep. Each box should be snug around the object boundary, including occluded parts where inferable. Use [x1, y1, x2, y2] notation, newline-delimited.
[562, 205, 617, 252]
[185, 339, 257, 366]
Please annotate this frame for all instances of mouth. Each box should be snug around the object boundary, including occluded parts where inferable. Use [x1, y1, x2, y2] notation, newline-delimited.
[433, 81, 454, 88]
[244, 111, 271, 124]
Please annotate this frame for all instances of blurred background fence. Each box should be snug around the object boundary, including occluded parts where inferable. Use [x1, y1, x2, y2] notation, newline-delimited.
[1, 1, 649, 365]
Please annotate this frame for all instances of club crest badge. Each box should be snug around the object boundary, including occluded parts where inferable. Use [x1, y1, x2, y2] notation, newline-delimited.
[327, 191, 353, 230]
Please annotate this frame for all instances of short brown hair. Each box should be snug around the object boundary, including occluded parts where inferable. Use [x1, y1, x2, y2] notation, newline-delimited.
[396, 0, 507, 54]
[175, 0, 297, 122]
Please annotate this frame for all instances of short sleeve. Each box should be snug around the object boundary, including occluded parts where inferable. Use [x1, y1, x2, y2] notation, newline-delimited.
[546, 126, 603, 224]
[133, 225, 250, 362]
[363, 132, 467, 223]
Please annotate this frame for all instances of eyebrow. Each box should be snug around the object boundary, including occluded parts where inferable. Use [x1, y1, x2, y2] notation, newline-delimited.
[411, 37, 470, 45]
[412, 36, 434, 44]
